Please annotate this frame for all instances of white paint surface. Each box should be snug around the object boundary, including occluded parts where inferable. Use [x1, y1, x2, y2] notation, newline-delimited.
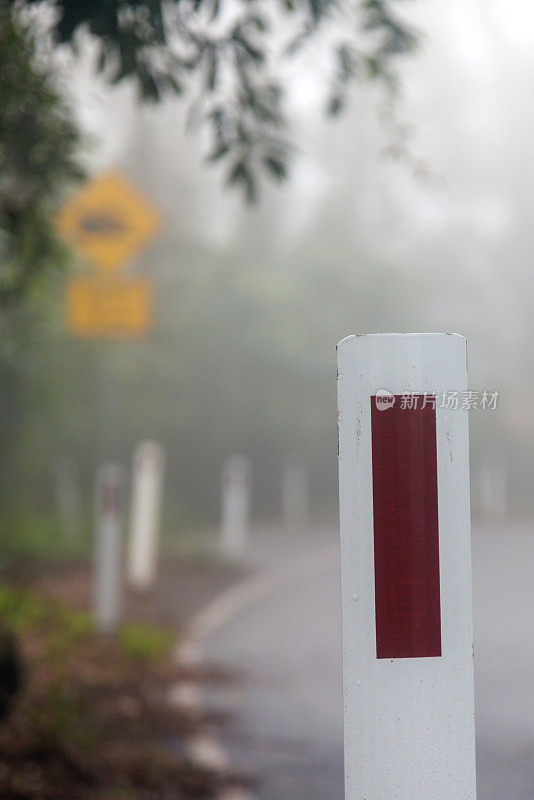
[220, 455, 252, 558]
[94, 463, 124, 633]
[337, 333, 476, 800]
[186, 733, 230, 770]
[167, 681, 203, 711]
[217, 790, 256, 800]
[127, 440, 165, 590]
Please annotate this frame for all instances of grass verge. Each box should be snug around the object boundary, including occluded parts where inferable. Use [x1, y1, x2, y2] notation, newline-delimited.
[0, 582, 237, 799]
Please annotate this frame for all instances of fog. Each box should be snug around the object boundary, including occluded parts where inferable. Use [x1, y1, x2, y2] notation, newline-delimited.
[14, 0, 526, 524]
[2, 2, 534, 797]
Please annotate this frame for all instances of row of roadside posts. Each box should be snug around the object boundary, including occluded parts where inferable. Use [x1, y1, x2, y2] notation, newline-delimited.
[91, 448, 308, 632]
[99, 332, 481, 797]
[94, 441, 165, 633]
[219, 455, 309, 558]
[55, 170, 167, 634]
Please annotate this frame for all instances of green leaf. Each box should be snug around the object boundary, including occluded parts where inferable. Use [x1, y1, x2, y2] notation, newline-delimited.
[365, 56, 381, 79]
[228, 160, 249, 186]
[138, 65, 161, 100]
[205, 45, 218, 92]
[338, 44, 356, 81]
[233, 34, 265, 63]
[245, 15, 268, 33]
[207, 143, 230, 162]
[166, 73, 183, 95]
[327, 95, 344, 116]
[227, 159, 257, 202]
[264, 156, 288, 180]
[96, 46, 108, 73]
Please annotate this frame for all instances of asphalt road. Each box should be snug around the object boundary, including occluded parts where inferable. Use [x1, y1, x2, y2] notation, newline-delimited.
[202, 524, 534, 800]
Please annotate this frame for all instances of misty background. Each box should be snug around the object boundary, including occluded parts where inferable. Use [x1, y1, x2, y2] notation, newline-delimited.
[2, 0, 531, 542]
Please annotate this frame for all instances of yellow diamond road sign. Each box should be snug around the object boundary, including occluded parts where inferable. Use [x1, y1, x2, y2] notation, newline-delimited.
[66, 275, 153, 339]
[57, 170, 161, 271]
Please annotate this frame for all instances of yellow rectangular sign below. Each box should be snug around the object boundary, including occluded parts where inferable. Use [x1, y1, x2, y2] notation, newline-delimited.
[66, 275, 153, 338]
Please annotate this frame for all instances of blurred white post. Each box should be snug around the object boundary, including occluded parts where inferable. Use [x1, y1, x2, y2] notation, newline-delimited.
[337, 333, 476, 800]
[127, 441, 165, 590]
[94, 464, 124, 633]
[282, 459, 308, 527]
[479, 459, 507, 522]
[54, 456, 82, 538]
[220, 455, 252, 558]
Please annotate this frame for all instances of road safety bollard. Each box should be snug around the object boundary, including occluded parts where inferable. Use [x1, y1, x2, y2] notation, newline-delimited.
[282, 459, 308, 528]
[220, 455, 252, 558]
[127, 441, 165, 590]
[337, 333, 476, 800]
[94, 464, 124, 633]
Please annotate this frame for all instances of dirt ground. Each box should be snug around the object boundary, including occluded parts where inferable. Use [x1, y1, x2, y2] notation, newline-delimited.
[25, 558, 245, 630]
[0, 556, 249, 800]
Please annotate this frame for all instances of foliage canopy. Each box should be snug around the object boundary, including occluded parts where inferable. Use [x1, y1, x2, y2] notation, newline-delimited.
[0, 5, 82, 307]
[0, 0, 416, 308]
[18, 0, 417, 198]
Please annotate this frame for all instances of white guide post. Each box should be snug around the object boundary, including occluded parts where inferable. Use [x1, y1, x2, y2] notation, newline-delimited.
[94, 464, 124, 633]
[54, 456, 82, 538]
[337, 333, 476, 800]
[282, 460, 308, 528]
[220, 455, 252, 558]
[127, 441, 165, 590]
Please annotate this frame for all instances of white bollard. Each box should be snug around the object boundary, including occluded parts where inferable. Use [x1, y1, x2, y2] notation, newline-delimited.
[54, 456, 82, 538]
[282, 459, 308, 527]
[127, 441, 165, 590]
[337, 333, 476, 800]
[94, 464, 124, 633]
[220, 455, 252, 558]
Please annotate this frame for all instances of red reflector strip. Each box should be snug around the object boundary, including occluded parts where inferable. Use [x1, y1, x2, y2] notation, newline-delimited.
[371, 396, 441, 659]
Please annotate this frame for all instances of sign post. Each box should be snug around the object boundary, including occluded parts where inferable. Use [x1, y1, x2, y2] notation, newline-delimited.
[94, 464, 124, 633]
[220, 455, 252, 558]
[127, 441, 165, 590]
[57, 171, 162, 629]
[337, 333, 476, 800]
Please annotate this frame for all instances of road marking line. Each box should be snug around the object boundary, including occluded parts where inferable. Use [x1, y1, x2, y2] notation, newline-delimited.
[187, 541, 339, 643]
[186, 733, 230, 770]
[217, 789, 256, 800]
[167, 681, 203, 711]
[176, 537, 338, 800]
